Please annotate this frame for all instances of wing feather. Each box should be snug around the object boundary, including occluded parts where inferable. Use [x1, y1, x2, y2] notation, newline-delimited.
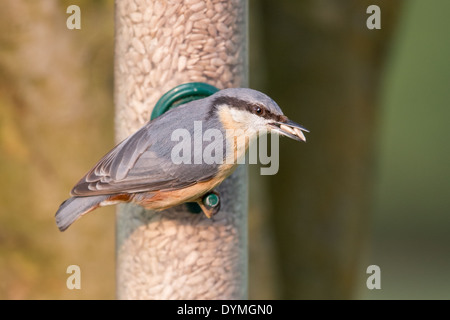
[71, 100, 223, 197]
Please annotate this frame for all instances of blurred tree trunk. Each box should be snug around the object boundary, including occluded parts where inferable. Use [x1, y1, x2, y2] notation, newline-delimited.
[0, 0, 114, 299]
[253, 0, 403, 299]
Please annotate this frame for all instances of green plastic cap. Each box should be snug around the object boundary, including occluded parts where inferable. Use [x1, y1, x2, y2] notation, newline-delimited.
[204, 193, 219, 208]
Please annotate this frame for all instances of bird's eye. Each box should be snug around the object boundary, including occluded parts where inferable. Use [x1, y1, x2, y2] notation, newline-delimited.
[254, 106, 263, 115]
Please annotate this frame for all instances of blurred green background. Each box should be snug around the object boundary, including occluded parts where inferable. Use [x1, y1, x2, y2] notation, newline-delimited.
[0, 0, 449, 299]
[357, 0, 450, 299]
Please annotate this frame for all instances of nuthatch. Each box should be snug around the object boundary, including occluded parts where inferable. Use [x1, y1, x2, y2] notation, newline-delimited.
[55, 88, 308, 231]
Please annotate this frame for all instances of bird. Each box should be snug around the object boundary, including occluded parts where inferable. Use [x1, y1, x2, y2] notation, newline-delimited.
[55, 88, 308, 231]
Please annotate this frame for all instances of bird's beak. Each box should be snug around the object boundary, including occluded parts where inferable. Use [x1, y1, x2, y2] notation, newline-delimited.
[269, 119, 309, 142]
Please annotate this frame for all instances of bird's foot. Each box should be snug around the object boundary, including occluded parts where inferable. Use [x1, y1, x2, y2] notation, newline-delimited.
[197, 191, 220, 218]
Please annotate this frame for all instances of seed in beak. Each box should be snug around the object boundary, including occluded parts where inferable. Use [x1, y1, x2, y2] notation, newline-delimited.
[294, 127, 306, 141]
[280, 124, 296, 136]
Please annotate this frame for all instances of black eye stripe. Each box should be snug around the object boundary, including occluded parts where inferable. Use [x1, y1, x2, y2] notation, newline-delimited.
[212, 96, 286, 122]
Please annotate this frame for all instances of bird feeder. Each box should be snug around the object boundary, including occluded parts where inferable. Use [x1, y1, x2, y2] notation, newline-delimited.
[114, 0, 248, 299]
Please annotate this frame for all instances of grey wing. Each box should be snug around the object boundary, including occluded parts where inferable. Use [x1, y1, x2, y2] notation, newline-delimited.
[71, 117, 221, 196]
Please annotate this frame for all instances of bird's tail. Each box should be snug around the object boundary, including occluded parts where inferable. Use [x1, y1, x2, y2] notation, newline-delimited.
[55, 195, 108, 231]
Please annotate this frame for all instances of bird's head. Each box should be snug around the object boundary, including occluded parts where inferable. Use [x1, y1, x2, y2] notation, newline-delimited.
[210, 88, 308, 142]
